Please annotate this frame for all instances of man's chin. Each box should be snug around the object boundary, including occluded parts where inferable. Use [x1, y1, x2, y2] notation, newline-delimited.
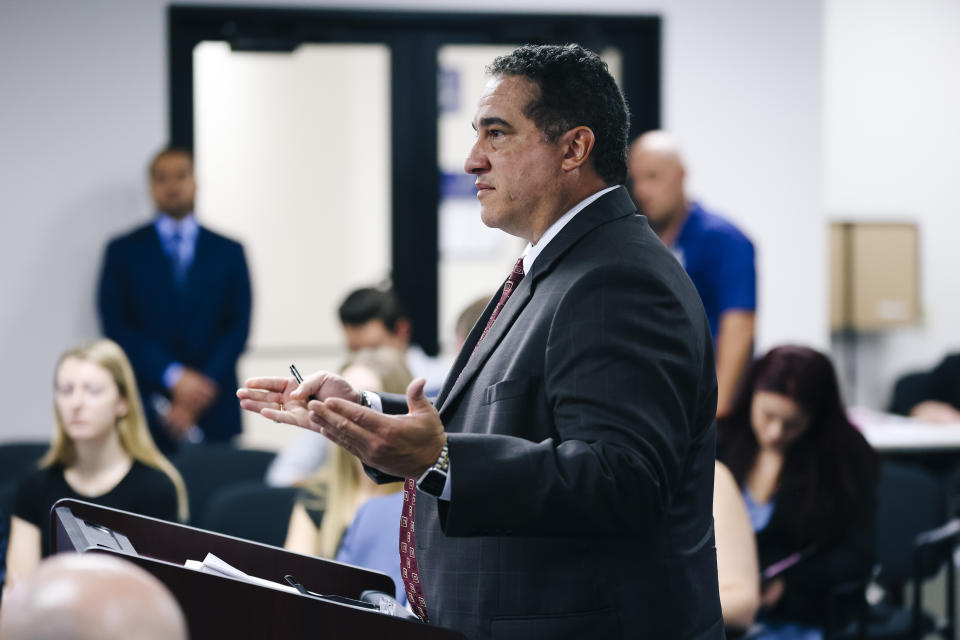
[479, 208, 499, 230]
[160, 205, 193, 219]
[644, 212, 670, 234]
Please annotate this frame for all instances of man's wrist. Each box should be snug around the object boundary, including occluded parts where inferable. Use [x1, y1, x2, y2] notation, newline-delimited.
[359, 390, 382, 412]
[416, 435, 450, 497]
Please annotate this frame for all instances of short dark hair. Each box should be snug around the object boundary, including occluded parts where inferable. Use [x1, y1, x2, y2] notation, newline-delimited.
[149, 147, 194, 179]
[487, 44, 630, 185]
[338, 287, 407, 332]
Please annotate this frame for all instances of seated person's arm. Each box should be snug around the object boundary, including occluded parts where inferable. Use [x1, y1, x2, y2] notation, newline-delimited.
[909, 354, 960, 423]
[910, 400, 960, 423]
[713, 462, 760, 630]
[283, 501, 320, 556]
[4, 516, 41, 588]
[715, 310, 755, 417]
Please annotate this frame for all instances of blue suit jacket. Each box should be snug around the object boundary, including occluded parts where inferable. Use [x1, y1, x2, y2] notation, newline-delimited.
[97, 221, 252, 446]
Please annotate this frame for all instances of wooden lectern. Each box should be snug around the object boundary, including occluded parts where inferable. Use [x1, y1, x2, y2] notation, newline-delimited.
[52, 499, 465, 639]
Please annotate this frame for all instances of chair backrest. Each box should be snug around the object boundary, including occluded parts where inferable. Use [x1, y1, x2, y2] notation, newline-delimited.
[202, 482, 299, 547]
[0, 441, 50, 514]
[171, 445, 276, 526]
[875, 461, 945, 587]
[0, 441, 49, 486]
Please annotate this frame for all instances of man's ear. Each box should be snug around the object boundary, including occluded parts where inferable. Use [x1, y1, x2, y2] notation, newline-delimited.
[560, 126, 596, 172]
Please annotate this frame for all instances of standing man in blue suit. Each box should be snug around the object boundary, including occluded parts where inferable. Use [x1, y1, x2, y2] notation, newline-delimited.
[98, 148, 252, 450]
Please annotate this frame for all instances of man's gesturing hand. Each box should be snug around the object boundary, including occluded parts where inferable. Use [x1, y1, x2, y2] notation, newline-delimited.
[309, 378, 446, 479]
[236, 370, 360, 430]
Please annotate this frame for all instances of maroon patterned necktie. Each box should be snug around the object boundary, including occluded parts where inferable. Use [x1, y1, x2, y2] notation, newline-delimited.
[400, 477, 428, 620]
[399, 257, 525, 622]
[477, 256, 526, 346]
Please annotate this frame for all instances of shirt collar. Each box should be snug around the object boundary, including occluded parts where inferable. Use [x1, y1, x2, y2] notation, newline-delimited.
[673, 201, 703, 249]
[521, 185, 619, 274]
[155, 212, 199, 240]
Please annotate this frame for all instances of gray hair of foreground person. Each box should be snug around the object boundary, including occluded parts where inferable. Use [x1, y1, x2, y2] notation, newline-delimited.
[0, 553, 188, 640]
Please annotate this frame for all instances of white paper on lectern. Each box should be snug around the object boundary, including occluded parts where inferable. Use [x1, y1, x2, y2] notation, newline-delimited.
[183, 552, 300, 595]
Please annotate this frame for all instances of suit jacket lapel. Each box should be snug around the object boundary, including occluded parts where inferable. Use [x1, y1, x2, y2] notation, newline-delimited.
[525, 186, 637, 282]
[438, 277, 533, 417]
[436, 187, 637, 417]
[148, 225, 180, 296]
[184, 228, 210, 297]
[435, 292, 499, 409]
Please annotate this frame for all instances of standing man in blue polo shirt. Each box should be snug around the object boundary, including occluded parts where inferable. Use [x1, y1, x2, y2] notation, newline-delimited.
[628, 130, 756, 416]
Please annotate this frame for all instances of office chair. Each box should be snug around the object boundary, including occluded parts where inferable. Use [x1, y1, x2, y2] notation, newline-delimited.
[861, 462, 954, 640]
[171, 445, 276, 527]
[202, 482, 298, 547]
[0, 441, 48, 486]
[0, 441, 49, 514]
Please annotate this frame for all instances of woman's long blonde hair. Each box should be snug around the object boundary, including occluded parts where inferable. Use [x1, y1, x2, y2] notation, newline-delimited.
[310, 346, 410, 557]
[40, 339, 189, 522]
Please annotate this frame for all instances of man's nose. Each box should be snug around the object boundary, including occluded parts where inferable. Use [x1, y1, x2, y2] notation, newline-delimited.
[464, 141, 489, 175]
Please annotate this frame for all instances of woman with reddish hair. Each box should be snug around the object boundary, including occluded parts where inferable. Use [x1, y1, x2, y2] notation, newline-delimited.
[717, 345, 878, 639]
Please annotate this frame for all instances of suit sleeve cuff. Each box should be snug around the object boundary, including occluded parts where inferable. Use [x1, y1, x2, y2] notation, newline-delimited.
[366, 390, 450, 499]
[416, 460, 452, 501]
[163, 363, 185, 390]
[439, 464, 452, 501]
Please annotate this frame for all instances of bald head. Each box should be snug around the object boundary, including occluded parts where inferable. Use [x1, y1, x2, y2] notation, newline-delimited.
[0, 553, 187, 640]
[627, 130, 688, 234]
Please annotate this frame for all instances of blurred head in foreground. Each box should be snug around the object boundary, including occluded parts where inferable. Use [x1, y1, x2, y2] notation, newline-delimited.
[0, 552, 188, 640]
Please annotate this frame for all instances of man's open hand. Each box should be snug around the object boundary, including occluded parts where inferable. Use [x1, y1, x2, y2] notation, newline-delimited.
[309, 378, 446, 479]
[236, 370, 360, 430]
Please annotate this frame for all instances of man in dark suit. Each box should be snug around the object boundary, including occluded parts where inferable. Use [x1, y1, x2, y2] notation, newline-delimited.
[99, 148, 251, 450]
[239, 44, 722, 639]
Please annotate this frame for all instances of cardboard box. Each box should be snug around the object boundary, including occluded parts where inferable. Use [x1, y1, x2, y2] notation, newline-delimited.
[829, 222, 919, 332]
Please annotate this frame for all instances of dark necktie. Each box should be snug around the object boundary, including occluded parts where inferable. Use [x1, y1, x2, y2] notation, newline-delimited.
[477, 256, 526, 347]
[399, 257, 525, 622]
[166, 230, 187, 285]
[400, 477, 427, 620]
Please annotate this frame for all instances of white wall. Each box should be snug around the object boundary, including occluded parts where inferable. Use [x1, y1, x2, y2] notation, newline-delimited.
[0, 0, 167, 442]
[824, 0, 960, 406]
[0, 0, 823, 443]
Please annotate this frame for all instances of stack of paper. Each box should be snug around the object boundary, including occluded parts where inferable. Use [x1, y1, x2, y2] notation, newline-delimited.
[184, 553, 300, 595]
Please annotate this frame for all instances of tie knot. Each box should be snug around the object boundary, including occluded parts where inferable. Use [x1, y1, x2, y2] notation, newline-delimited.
[509, 256, 525, 281]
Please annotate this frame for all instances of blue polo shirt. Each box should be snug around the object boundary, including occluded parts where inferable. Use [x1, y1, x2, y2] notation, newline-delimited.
[672, 202, 756, 340]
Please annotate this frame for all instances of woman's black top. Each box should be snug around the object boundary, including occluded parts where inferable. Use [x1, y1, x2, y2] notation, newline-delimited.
[13, 461, 178, 556]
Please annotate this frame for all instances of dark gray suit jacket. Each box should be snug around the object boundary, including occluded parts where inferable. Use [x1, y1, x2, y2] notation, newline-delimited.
[381, 186, 723, 640]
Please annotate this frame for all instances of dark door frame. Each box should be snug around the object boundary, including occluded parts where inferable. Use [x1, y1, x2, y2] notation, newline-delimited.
[168, 5, 661, 354]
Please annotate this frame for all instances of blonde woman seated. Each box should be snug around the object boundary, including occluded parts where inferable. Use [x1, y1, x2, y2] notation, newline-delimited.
[284, 347, 409, 601]
[714, 461, 761, 635]
[5, 340, 188, 588]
